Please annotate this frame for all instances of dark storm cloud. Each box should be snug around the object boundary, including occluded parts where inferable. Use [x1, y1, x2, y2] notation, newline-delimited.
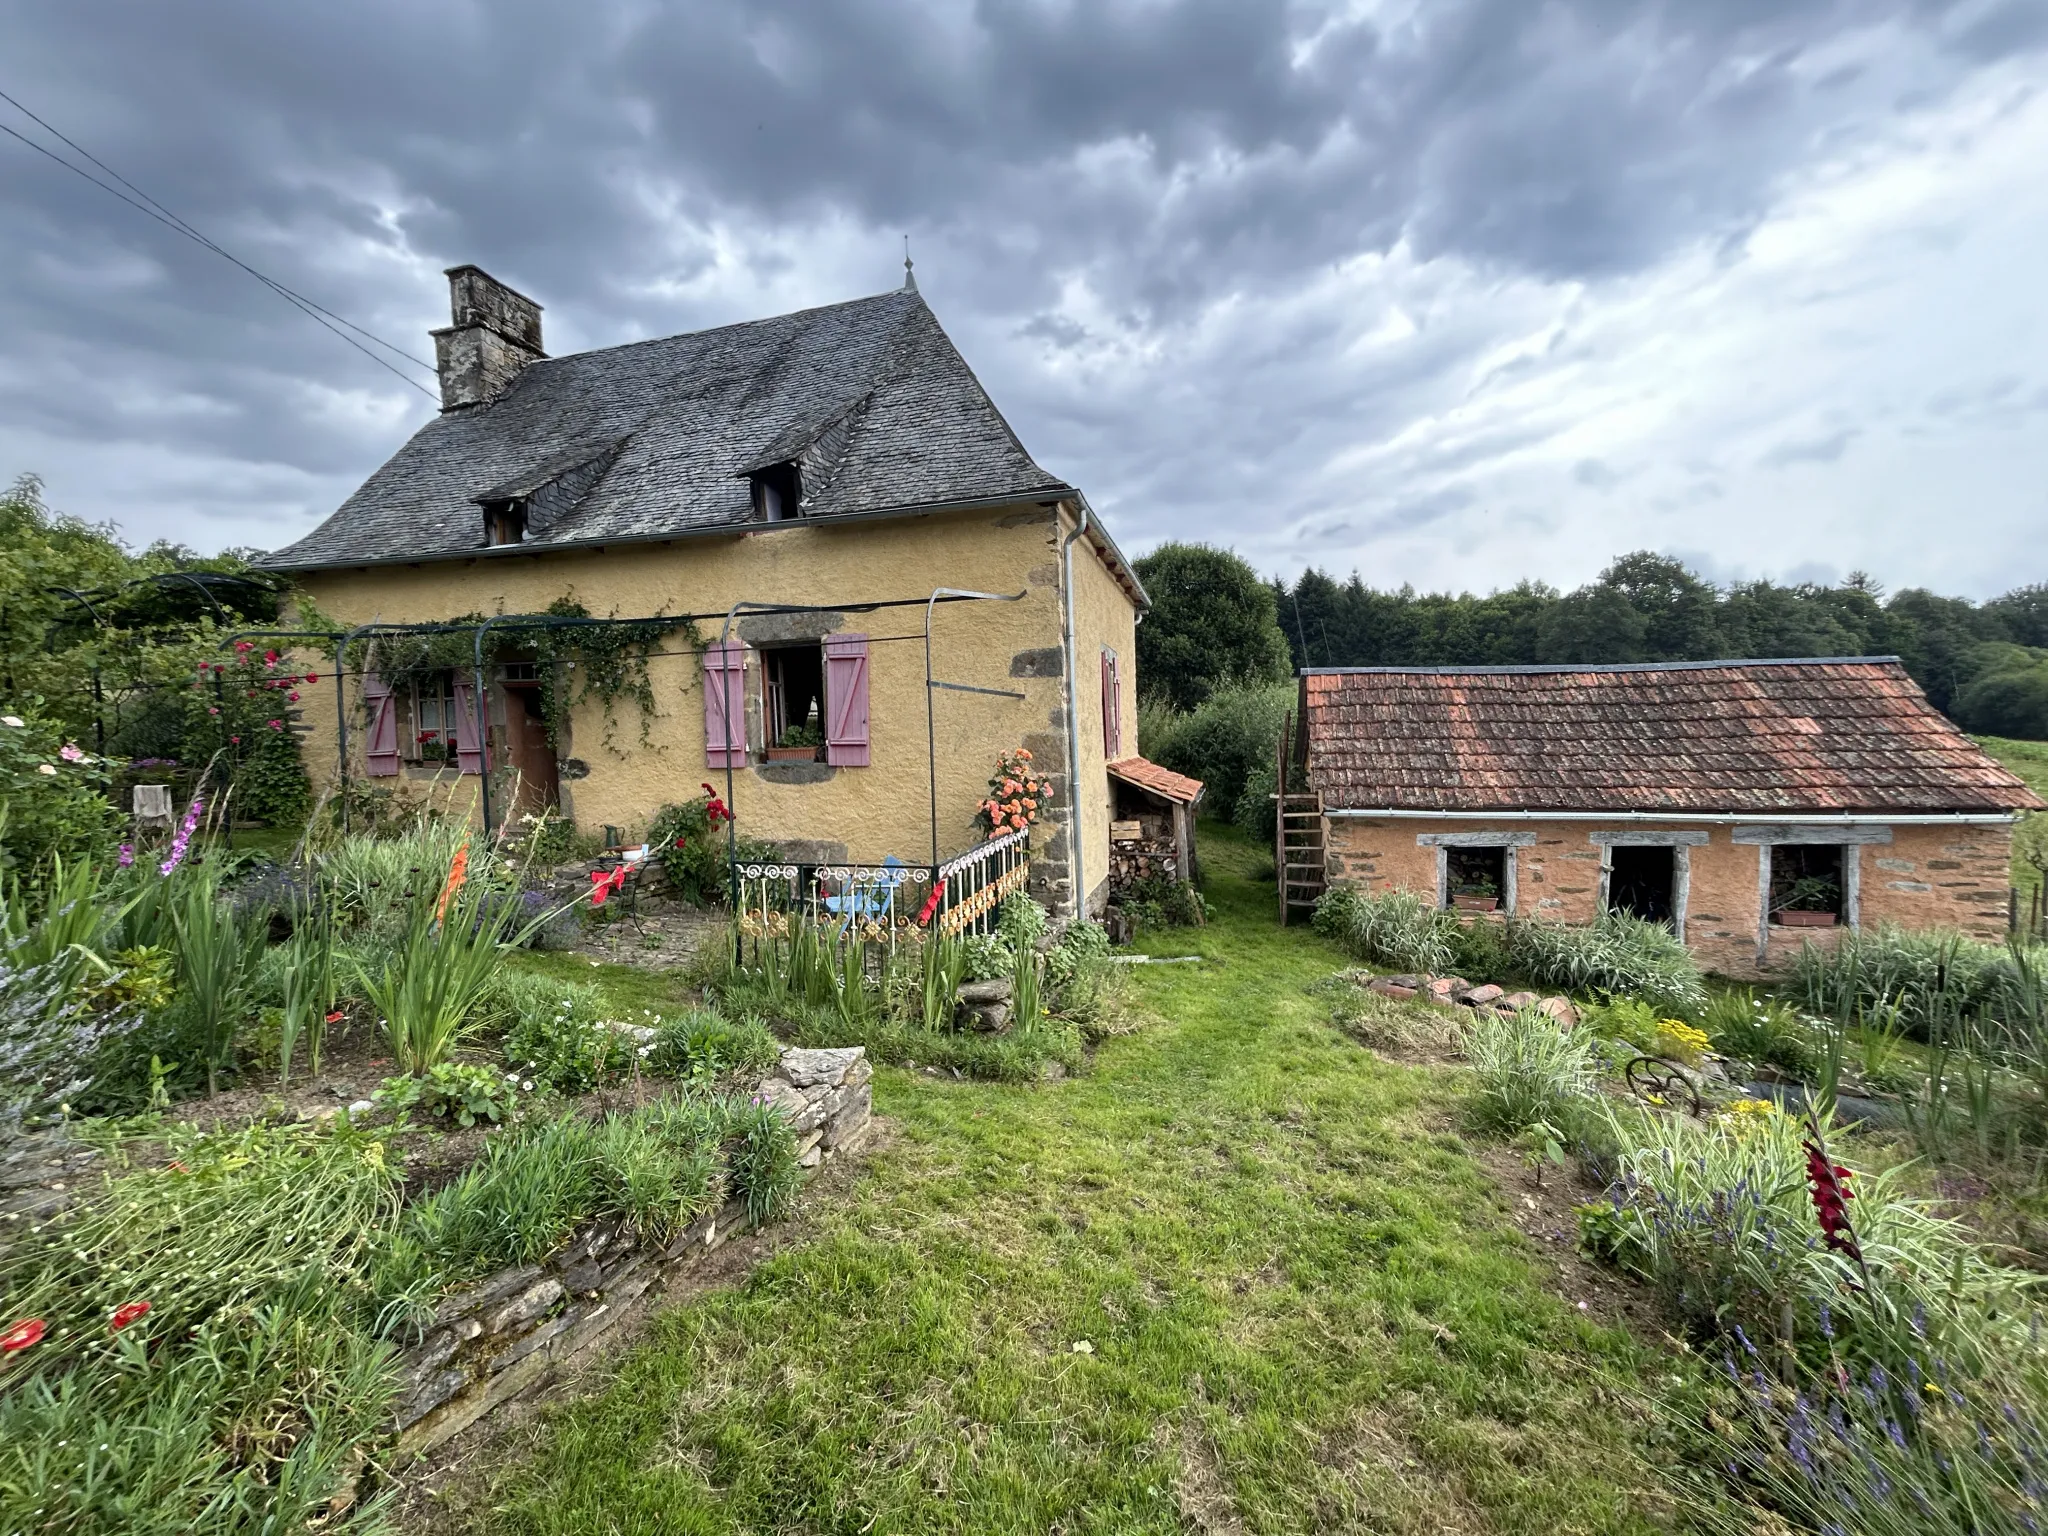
[0, 0, 2042, 571]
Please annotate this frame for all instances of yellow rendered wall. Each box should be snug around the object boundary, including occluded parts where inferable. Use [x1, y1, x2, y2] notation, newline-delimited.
[287, 504, 1093, 874]
[1064, 509, 1141, 914]
[1325, 816, 2017, 978]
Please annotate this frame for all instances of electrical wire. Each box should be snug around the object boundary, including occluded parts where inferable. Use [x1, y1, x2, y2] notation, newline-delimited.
[0, 87, 439, 399]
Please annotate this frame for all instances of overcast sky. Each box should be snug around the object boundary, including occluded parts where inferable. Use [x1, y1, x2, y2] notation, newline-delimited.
[3, 0, 2045, 598]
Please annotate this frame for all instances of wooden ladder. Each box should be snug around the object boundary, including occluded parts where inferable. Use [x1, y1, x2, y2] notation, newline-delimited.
[1278, 791, 1326, 924]
[1273, 708, 1326, 924]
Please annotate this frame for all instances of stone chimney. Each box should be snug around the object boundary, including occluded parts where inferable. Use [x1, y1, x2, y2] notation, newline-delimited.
[431, 265, 545, 410]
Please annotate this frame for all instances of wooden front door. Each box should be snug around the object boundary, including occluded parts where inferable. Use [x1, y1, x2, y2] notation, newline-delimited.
[502, 686, 559, 818]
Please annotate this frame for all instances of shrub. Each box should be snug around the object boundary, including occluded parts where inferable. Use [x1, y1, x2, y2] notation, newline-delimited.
[1045, 920, 1113, 1021]
[725, 1096, 803, 1223]
[0, 706, 121, 877]
[1505, 912, 1708, 1019]
[502, 989, 627, 1095]
[1116, 874, 1206, 928]
[1312, 886, 1459, 975]
[1147, 681, 1292, 823]
[1463, 1007, 1600, 1136]
[648, 791, 773, 906]
[1233, 760, 1278, 846]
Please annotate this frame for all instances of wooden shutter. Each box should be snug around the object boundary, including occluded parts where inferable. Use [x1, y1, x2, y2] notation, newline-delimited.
[1100, 649, 1122, 759]
[703, 641, 747, 766]
[823, 634, 871, 767]
[363, 673, 400, 777]
[451, 679, 486, 774]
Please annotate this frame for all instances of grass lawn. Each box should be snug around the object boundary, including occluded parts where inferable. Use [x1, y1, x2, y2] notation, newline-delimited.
[429, 829, 1697, 1534]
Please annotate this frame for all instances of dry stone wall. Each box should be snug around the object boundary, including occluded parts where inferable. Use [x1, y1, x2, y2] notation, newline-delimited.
[393, 1044, 872, 1457]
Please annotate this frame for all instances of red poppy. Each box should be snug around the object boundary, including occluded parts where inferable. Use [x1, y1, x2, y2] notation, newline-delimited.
[1, 1319, 44, 1355]
[325, 1010, 346, 1025]
[109, 1301, 151, 1332]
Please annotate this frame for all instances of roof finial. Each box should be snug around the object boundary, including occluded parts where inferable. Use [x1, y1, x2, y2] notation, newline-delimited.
[902, 235, 917, 293]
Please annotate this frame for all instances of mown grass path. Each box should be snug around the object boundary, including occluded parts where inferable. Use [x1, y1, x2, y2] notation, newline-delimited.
[443, 832, 1687, 1534]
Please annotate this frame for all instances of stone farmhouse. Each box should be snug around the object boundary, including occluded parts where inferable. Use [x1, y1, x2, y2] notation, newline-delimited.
[1292, 658, 2043, 976]
[261, 264, 1159, 916]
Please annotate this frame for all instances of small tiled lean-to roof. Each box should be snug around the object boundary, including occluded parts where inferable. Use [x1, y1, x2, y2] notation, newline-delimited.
[1108, 756, 1205, 805]
[1301, 658, 2043, 816]
[260, 287, 1122, 580]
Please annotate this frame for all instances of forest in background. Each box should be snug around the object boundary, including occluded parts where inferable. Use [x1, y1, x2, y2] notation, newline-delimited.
[1268, 551, 2048, 737]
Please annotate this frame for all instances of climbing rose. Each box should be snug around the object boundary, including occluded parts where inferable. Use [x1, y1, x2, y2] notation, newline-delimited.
[109, 1301, 151, 1332]
[0, 1319, 44, 1355]
[59, 743, 84, 762]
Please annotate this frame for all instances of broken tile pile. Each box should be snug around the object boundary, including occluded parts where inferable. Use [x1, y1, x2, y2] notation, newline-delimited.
[1362, 973, 1580, 1027]
[393, 1044, 871, 1456]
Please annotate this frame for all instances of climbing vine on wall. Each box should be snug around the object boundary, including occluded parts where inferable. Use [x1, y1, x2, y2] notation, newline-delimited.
[329, 596, 699, 753]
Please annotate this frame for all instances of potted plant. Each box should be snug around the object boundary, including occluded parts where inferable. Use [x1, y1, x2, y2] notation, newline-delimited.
[1451, 874, 1499, 913]
[765, 722, 824, 763]
[1772, 873, 1841, 927]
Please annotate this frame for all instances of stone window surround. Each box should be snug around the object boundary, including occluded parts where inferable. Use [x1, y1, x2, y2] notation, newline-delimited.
[1589, 829, 1708, 944]
[1416, 830, 1537, 914]
[1731, 824, 1893, 963]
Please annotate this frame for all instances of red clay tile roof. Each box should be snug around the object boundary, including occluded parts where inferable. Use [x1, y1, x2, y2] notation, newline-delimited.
[1301, 658, 2044, 816]
[1107, 756, 1205, 805]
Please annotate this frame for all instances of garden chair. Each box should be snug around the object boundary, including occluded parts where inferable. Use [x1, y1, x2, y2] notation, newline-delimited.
[822, 855, 911, 935]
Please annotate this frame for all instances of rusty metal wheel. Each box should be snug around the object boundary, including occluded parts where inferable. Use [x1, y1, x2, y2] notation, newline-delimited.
[1624, 1055, 1704, 1117]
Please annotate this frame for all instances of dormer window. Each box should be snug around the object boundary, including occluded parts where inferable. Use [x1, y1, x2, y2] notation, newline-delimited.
[750, 462, 801, 523]
[484, 499, 526, 546]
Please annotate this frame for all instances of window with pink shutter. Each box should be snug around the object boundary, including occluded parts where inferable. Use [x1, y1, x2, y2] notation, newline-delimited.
[823, 634, 871, 767]
[703, 641, 747, 766]
[363, 673, 400, 777]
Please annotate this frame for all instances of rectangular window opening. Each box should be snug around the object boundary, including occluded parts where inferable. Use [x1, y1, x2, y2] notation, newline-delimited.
[763, 644, 825, 750]
[410, 673, 459, 763]
[1607, 845, 1677, 925]
[484, 500, 526, 546]
[1445, 846, 1506, 912]
[751, 463, 802, 523]
[1770, 844, 1845, 926]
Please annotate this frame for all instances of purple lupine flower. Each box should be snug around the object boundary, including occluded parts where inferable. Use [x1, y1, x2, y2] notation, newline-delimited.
[159, 793, 203, 877]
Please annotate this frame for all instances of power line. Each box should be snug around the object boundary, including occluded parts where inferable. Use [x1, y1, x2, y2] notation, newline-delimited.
[0, 87, 439, 399]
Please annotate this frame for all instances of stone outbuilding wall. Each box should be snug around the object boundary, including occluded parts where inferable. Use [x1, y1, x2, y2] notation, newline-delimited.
[393, 1044, 872, 1456]
[1324, 815, 2017, 978]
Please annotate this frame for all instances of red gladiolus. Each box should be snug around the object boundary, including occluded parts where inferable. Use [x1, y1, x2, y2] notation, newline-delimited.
[588, 865, 629, 907]
[109, 1300, 151, 1332]
[1, 1319, 44, 1355]
[1803, 1139, 1862, 1262]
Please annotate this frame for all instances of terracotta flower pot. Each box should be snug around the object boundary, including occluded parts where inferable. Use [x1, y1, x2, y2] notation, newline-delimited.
[765, 746, 820, 763]
[1452, 895, 1499, 913]
[1773, 909, 1838, 928]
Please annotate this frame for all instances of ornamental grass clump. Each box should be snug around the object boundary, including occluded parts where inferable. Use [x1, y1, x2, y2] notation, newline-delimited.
[1506, 910, 1708, 1019]
[1580, 1102, 2041, 1370]
[1312, 886, 1460, 975]
[1463, 1006, 1600, 1137]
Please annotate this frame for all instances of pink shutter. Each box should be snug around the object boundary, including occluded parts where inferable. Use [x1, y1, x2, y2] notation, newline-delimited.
[363, 673, 399, 777]
[823, 634, 871, 767]
[452, 679, 487, 774]
[703, 642, 747, 767]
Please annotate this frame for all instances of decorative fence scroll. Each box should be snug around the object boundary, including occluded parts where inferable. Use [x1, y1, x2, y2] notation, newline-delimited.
[731, 827, 1033, 960]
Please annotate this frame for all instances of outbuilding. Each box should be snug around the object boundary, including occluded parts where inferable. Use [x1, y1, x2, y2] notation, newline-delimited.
[1294, 657, 2043, 976]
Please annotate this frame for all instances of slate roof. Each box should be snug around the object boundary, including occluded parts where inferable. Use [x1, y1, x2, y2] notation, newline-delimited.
[1108, 756, 1206, 805]
[260, 288, 1073, 572]
[1301, 658, 2043, 816]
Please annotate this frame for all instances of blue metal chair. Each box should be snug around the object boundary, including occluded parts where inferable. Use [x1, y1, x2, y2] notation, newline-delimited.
[822, 855, 910, 933]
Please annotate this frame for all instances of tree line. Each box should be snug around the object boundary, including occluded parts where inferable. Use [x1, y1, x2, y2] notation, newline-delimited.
[1132, 544, 2048, 740]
